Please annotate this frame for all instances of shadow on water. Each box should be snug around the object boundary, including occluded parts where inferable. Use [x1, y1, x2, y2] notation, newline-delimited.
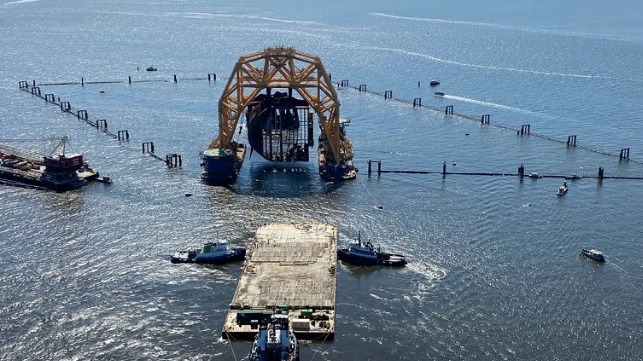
[233, 162, 345, 198]
[338, 261, 391, 278]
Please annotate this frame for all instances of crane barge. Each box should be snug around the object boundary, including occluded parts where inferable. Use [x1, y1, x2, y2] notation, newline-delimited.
[0, 137, 101, 192]
[201, 47, 356, 184]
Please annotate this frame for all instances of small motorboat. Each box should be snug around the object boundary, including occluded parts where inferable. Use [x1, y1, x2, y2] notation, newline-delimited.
[557, 182, 568, 196]
[528, 172, 541, 178]
[248, 314, 299, 361]
[146, 66, 158, 72]
[170, 240, 246, 264]
[429, 80, 440, 86]
[337, 232, 407, 267]
[434, 91, 445, 96]
[581, 248, 605, 262]
[564, 173, 582, 180]
[96, 176, 112, 184]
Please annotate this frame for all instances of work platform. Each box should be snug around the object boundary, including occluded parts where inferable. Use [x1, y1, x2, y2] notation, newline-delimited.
[222, 223, 337, 341]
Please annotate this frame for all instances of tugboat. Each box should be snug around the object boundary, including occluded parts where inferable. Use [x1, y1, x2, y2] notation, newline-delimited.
[557, 181, 568, 196]
[170, 240, 246, 264]
[581, 248, 605, 262]
[337, 232, 407, 267]
[248, 314, 299, 361]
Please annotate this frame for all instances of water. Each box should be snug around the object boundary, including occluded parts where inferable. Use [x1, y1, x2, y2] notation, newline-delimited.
[1, 1, 643, 360]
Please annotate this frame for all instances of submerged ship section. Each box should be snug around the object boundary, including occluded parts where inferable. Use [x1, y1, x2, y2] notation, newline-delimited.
[202, 47, 356, 184]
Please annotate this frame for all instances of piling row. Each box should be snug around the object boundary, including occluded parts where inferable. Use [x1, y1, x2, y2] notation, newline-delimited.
[366, 159, 643, 180]
[35, 73, 219, 87]
[335, 79, 639, 165]
[18, 81, 182, 168]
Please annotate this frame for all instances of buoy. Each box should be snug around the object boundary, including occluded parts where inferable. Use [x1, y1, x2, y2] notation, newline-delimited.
[99, 90, 105, 94]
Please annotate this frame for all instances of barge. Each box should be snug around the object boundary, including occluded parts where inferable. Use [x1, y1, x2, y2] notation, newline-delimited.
[0, 141, 100, 192]
[222, 223, 337, 341]
[318, 118, 357, 181]
[200, 142, 246, 184]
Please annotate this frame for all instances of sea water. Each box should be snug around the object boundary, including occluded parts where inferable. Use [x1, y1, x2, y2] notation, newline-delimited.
[1, 1, 642, 360]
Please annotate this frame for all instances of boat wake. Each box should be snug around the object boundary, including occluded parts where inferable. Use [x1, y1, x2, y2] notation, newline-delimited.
[405, 262, 447, 301]
[366, 45, 613, 80]
[607, 259, 628, 274]
[369, 12, 637, 43]
[440, 94, 531, 113]
[437, 93, 571, 123]
[4, 0, 39, 6]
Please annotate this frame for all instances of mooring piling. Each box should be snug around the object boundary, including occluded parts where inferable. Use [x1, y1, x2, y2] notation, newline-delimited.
[44, 93, 55, 103]
[567, 135, 577, 147]
[481, 114, 490, 124]
[384, 90, 393, 100]
[76, 110, 88, 120]
[445, 105, 454, 115]
[117, 130, 129, 141]
[96, 119, 108, 129]
[142, 141, 155, 154]
[413, 98, 422, 107]
[520, 124, 531, 136]
[359, 84, 367, 92]
[165, 153, 182, 168]
[620, 148, 630, 160]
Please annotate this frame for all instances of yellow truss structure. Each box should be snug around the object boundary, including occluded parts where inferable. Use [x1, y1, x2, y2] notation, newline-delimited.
[209, 47, 352, 165]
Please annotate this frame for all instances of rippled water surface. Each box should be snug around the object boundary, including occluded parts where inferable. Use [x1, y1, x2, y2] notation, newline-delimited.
[1, 1, 643, 360]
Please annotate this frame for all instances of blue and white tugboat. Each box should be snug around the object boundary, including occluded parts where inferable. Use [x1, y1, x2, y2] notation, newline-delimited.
[337, 232, 407, 267]
[170, 240, 246, 264]
[248, 315, 299, 361]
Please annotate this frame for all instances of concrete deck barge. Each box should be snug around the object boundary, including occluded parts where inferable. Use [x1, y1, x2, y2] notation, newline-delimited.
[222, 223, 337, 341]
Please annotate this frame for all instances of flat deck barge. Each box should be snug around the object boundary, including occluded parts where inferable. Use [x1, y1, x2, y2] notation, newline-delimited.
[222, 223, 337, 341]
